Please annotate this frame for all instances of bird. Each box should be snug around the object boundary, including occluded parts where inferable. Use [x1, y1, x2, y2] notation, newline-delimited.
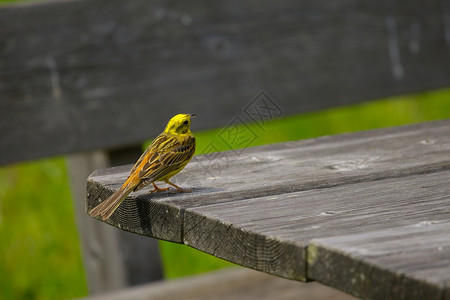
[90, 113, 196, 221]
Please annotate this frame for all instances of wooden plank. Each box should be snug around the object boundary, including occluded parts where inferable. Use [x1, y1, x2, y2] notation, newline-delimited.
[86, 120, 450, 281]
[1, 0, 450, 164]
[182, 169, 450, 282]
[78, 267, 357, 300]
[308, 222, 450, 300]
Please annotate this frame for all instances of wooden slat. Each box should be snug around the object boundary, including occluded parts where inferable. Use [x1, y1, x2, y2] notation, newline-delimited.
[86, 120, 450, 283]
[78, 267, 357, 300]
[309, 222, 450, 300]
[180, 169, 450, 284]
[1, 0, 450, 164]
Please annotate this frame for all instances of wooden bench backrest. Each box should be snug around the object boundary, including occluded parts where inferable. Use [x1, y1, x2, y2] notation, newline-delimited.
[1, 0, 449, 165]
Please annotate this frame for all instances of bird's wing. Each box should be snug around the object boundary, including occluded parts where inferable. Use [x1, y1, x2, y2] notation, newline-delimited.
[129, 134, 168, 175]
[134, 134, 195, 182]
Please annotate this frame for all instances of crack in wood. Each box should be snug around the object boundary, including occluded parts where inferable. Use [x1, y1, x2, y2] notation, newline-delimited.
[183, 215, 207, 239]
[212, 224, 232, 256]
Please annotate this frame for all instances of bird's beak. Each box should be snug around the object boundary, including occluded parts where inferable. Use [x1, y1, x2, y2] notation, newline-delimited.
[190, 114, 197, 119]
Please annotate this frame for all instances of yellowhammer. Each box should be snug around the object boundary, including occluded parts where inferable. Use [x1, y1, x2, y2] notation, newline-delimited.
[90, 113, 196, 221]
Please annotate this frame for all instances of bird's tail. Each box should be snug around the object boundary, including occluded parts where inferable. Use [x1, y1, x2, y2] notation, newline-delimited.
[89, 179, 137, 221]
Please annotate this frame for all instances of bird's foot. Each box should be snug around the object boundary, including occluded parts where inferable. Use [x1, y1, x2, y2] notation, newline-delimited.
[167, 181, 192, 193]
[149, 183, 170, 193]
[170, 188, 193, 194]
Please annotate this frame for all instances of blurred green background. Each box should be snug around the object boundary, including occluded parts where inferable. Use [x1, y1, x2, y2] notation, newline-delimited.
[1, 88, 449, 299]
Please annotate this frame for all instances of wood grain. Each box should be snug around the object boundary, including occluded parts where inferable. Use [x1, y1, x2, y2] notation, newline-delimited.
[309, 222, 450, 300]
[1, 0, 450, 164]
[87, 120, 450, 286]
[182, 169, 450, 282]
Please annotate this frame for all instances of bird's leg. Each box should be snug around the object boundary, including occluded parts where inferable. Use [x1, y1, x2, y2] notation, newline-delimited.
[149, 182, 170, 193]
[166, 181, 192, 193]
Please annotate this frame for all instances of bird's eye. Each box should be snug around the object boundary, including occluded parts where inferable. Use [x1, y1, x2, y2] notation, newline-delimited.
[183, 120, 189, 125]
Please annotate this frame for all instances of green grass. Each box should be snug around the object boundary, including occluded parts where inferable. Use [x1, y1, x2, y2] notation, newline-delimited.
[1, 88, 450, 299]
[0, 159, 87, 300]
[195, 89, 450, 152]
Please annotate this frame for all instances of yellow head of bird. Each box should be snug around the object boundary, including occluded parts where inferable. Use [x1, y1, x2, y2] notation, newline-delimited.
[164, 114, 195, 135]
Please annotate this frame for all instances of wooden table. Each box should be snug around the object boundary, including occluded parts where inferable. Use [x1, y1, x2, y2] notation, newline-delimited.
[87, 119, 450, 300]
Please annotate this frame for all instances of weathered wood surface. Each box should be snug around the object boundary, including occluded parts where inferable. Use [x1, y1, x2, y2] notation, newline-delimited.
[1, 0, 450, 165]
[79, 267, 357, 300]
[309, 222, 450, 300]
[87, 119, 450, 298]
